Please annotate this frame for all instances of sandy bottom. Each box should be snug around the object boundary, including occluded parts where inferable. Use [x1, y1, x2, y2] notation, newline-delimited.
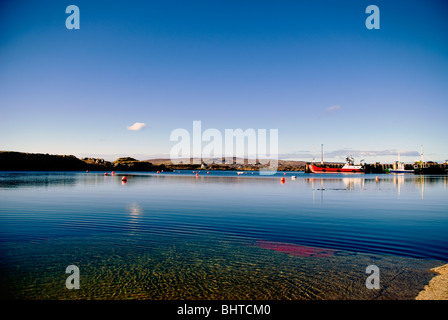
[416, 264, 448, 300]
[0, 233, 445, 300]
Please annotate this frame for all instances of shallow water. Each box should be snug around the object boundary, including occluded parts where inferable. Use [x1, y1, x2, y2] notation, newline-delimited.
[0, 171, 447, 299]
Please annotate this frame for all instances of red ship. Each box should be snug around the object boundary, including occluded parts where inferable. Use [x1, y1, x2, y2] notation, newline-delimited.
[309, 159, 365, 173]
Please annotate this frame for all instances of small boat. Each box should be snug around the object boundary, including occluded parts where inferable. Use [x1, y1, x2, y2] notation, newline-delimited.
[388, 162, 414, 174]
[388, 152, 414, 173]
[309, 156, 364, 173]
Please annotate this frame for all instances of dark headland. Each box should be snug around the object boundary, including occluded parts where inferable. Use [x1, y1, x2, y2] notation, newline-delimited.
[0, 151, 168, 172]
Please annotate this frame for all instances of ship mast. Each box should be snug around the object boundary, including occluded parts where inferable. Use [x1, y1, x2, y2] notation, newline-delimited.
[321, 144, 324, 165]
[312, 144, 315, 163]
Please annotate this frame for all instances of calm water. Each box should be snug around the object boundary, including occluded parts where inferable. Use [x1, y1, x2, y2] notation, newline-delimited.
[1, 171, 447, 299]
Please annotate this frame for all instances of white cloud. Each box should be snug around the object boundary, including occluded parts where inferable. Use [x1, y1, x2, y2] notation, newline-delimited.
[126, 122, 147, 131]
[318, 105, 341, 119]
[327, 105, 340, 112]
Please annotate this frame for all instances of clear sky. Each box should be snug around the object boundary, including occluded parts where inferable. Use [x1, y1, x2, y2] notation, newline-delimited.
[1, 0, 447, 163]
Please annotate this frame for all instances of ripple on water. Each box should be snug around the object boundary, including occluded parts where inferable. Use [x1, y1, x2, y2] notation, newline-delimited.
[0, 232, 442, 300]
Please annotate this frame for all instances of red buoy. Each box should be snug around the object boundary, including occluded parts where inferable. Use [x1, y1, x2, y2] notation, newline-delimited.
[196, 173, 199, 177]
[122, 176, 127, 182]
[104, 172, 108, 176]
[157, 171, 160, 174]
[281, 177, 286, 182]
[112, 171, 115, 176]
[207, 172, 209, 174]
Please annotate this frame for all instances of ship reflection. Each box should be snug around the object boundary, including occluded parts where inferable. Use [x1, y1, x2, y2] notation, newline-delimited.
[307, 177, 365, 204]
[306, 175, 447, 202]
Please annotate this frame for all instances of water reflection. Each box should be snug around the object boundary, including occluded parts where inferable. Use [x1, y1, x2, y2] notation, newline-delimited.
[342, 177, 365, 191]
[307, 177, 366, 204]
[305, 175, 448, 201]
[0, 172, 77, 189]
[126, 203, 143, 233]
[1, 170, 447, 296]
[127, 203, 142, 220]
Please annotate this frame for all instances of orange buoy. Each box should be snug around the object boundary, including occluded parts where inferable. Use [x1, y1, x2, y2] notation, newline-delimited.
[122, 176, 127, 182]
[375, 176, 379, 181]
[86, 170, 89, 173]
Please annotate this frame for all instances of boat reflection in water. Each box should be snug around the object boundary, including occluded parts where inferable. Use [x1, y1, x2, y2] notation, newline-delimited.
[305, 175, 447, 202]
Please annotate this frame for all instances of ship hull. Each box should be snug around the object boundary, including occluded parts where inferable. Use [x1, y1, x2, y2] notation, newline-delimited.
[389, 170, 414, 174]
[309, 164, 364, 174]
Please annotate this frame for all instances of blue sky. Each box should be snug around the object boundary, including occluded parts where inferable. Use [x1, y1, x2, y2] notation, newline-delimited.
[1, 0, 447, 163]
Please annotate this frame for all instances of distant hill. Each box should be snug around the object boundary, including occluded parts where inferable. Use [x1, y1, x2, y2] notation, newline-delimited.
[144, 157, 311, 171]
[0, 151, 166, 172]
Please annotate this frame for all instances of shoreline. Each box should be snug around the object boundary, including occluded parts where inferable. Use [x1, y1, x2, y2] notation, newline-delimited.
[416, 264, 448, 300]
[1, 151, 447, 174]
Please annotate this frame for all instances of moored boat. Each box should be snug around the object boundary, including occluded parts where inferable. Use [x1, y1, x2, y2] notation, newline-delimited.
[388, 162, 414, 174]
[388, 152, 414, 173]
[309, 156, 364, 174]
